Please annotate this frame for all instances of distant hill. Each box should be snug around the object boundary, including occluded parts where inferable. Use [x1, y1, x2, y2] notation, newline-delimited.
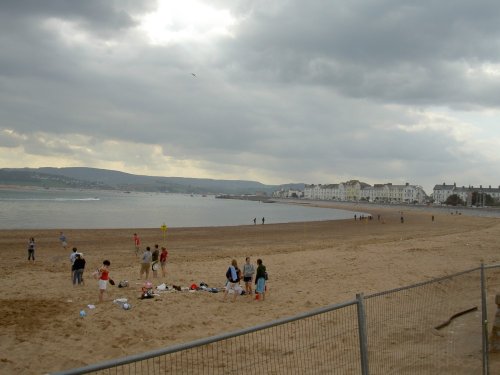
[0, 167, 304, 195]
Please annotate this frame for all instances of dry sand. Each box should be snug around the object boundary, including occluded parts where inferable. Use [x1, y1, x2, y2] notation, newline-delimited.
[1, 202, 500, 374]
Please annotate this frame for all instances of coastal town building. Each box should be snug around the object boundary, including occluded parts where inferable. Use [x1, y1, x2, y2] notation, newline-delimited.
[361, 183, 427, 204]
[303, 180, 427, 204]
[432, 183, 500, 205]
[272, 189, 304, 198]
[276, 180, 500, 206]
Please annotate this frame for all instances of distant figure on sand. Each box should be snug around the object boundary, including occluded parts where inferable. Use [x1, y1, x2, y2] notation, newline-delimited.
[160, 247, 169, 278]
[262, 217, 265, 225]
[140, 247, 152, 280]
[255, 258, 267, 301]
[27, 237, 35, 262]
[59, 231, 68, 249]
[133, 233, 141, 256]
[253, 218, 256, 225]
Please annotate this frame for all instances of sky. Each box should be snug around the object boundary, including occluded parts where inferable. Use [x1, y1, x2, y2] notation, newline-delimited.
[1, 0, 500, 194]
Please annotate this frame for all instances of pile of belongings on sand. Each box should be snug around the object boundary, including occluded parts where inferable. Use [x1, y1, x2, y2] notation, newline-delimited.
[155, 281, 221, 293]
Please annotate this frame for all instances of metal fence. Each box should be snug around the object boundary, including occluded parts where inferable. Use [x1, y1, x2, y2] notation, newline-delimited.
[55, 264, 500, 375]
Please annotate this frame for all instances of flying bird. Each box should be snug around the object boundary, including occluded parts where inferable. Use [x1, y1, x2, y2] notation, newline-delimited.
[191, 73, 197, 77]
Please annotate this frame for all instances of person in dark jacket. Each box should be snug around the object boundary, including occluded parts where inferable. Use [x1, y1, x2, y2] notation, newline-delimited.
[255, 258, 267, 301]
[72, 253, 86, 286]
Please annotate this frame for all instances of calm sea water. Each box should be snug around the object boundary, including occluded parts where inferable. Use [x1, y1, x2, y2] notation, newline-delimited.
[0, 189, 366, 230]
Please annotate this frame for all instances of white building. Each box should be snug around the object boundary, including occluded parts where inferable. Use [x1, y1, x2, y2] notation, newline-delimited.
[360, 183, 427, 204]
[304, 181, 427, 204]
[432, 183, 456, 203]
[272, 189, 304, 198]
[433, 183, 500, 205]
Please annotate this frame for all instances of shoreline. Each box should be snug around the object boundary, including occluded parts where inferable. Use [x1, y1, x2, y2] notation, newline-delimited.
[1, 203, 500, 373]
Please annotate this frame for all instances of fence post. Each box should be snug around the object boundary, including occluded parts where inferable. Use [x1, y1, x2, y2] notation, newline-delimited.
[480, 263, 489, 375]
[356, 293, 369, 375]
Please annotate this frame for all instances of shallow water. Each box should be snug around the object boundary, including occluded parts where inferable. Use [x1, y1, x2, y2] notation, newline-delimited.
[0, 189, 367, 229]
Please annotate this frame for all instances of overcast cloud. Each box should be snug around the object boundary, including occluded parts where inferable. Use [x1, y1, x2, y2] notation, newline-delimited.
[1, 0, 500, 193]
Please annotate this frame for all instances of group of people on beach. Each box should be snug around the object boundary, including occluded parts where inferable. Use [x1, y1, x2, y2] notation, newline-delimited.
[26, 231, 268, 304]
[138, 242, 169, 280]
[223, 257, 267, 302]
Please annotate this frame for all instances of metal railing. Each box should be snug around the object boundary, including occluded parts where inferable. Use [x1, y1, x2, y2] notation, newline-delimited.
[55, 263, 500, 375]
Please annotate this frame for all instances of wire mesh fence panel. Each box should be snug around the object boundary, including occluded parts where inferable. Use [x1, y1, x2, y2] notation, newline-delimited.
[57, 266, 500, 375]
[364, 270, 483, 374]
[486, 265, 500, 355]
[76, 303, 362, 375]
[486, 265, 500, 309]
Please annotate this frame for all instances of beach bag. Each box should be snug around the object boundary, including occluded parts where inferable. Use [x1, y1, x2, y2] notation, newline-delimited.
[141, 289, 154, 299]
[118, 280, 129, 288]
[226, 267, 232, 280]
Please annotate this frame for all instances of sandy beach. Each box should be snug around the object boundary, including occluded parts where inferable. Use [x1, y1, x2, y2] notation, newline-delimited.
[1, 202, 500, 374]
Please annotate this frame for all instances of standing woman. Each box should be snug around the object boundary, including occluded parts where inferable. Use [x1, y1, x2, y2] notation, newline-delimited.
[255, 258, 267, 301]
[223, 259, 241, 302]
[243, 257, 255, 296]
[98, 260, 111, 302]
[28, 237, 35, 262]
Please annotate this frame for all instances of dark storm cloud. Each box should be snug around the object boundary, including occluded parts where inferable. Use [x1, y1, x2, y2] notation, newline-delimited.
[0, 0, 499, 192]
[224, 0, 500, 107]
[0, 0, 155, 36]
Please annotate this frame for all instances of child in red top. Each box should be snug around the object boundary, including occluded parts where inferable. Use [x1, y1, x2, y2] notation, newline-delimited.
[98, 260, 111, 302]
[133, 233, 141, 256]
[160, 247, 168, 278]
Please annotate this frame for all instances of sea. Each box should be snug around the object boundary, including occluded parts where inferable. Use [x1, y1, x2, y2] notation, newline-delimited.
[0, 188, 367, 230]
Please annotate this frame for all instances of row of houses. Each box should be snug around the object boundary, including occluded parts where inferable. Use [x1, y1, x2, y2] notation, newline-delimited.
[274, 180, 427, 204]
[433, 183, 500, 205]
[272, 180, 500, 205]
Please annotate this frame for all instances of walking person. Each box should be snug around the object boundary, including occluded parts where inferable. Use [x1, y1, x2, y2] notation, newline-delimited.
[72, 253, 86, 286]
[262, 217, 265, 225]
[59, 231, 68, 249]
[140, 246, 152, 280]
[242, 257, 255, 296]
[255, 258, 267, 301]
[27, 237, 35, 262]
